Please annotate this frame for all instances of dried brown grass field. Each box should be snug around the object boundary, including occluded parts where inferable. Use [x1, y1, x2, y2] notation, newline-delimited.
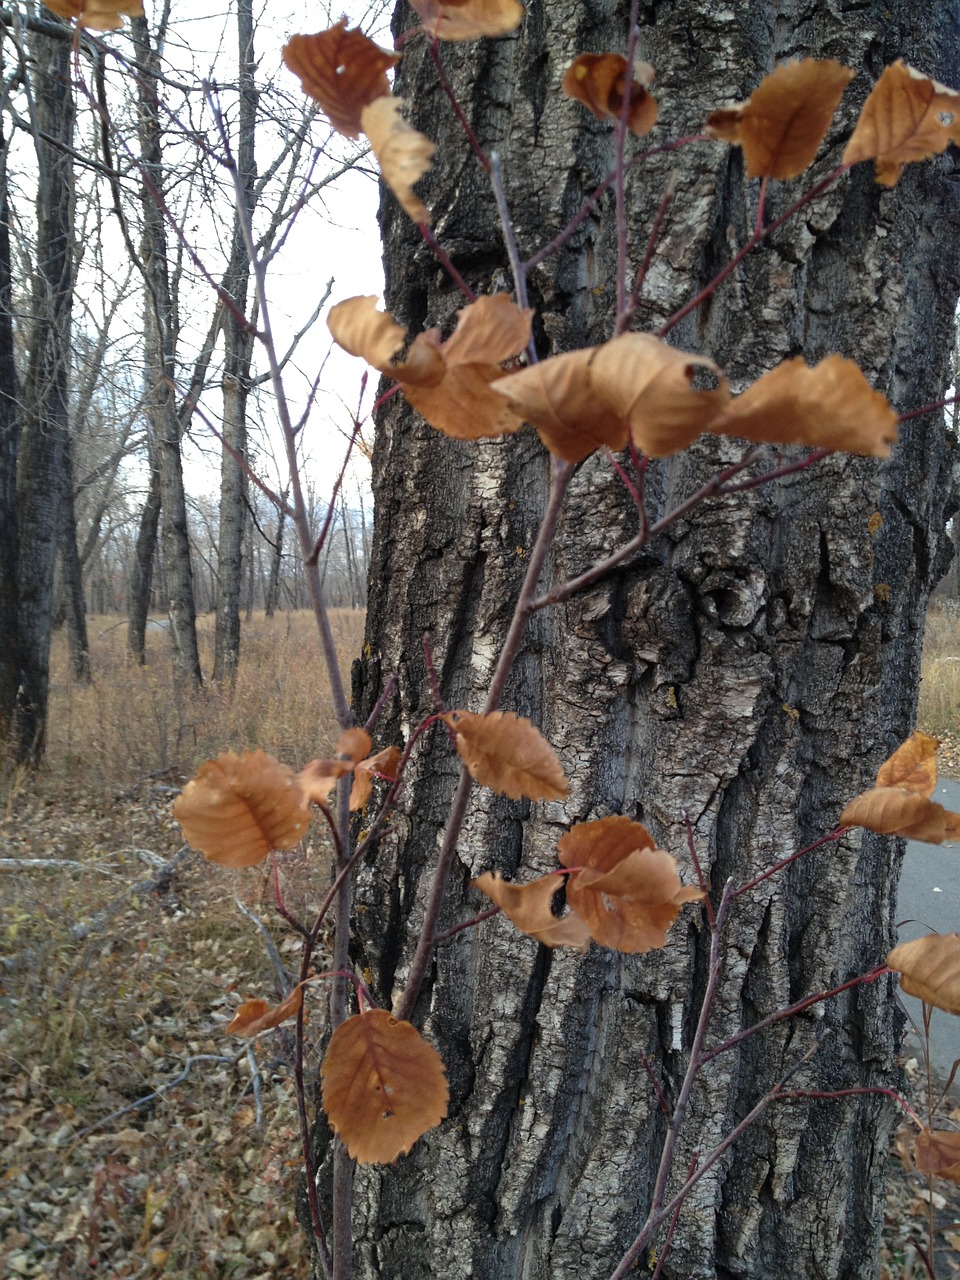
[918, 601, 960, 745]
[1, 610, 363, 1278]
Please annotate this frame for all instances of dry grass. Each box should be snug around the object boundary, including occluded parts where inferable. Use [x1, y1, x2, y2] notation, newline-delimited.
[918, 601, 960, 741]
[45, 608, 366, 787]
[0, 610, 363, 1278]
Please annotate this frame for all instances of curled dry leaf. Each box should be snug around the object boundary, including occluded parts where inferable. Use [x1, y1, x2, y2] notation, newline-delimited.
[442, 710, 570, 800]
[840, 731, 960, 843]
[329, 294, 532, 441]
[707, 355, 898, 458]
[321, 1009, 449, 1164]
[590, 333, 730, 458]
[282, 22, 401, 139]
[843, 60, 960, 187]
[562, 54, 658, 137]
[350, 745, 402, 811]
[494, 347, 627, 463]
[408, 0, 524, 41]
[877, 730, 940, 794]
[173, 750, 311, 868]
[361, 97, 436, 225]
[227, 985, 305, 1037]
[327, 296, 406, 370]
[887, 934, 960, 1015]
[42, 0, 143, 28]
[915, 1128, 960, 1182]
[558, 816, 703, 953]
[706, 59, 854, 179]
[299, 727, 374, 806]
[472, 871, 591, 950]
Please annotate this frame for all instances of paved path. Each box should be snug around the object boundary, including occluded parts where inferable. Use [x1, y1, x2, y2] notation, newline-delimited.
[897, 777, 960, 1082]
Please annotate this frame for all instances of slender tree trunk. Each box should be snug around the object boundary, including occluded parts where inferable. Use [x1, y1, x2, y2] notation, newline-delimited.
[15, 28, 75, 763]
[127, 445, 161, 664]
[0, 77, 21, 741]
[131, 15, 201, 689]
[58, 432, 90, 682]
[265, 492, 287, 617]
[339, 4, 960, 1278]
[213, 0, 257, 683]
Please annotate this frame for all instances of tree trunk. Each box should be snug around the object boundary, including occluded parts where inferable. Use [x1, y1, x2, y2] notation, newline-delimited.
[342, 4, 960, 1278]
[131, 15, 202, 690]
[0, 77, 21, 741]
[213, 0, 257, 683]
[127, 448, 161, 664]
[14, 27, 75, 763]
[58, 432, 91, 683]
[265, 492, 287, 617]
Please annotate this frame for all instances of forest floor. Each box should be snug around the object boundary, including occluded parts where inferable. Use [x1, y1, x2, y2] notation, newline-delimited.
[1, 606, 959, 1277]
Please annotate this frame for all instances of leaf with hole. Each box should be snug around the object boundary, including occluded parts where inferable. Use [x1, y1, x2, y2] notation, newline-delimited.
[283, 22, 401, 139]
[472, 871, 591, 950]
[559, 816, 703, 953]
[321, 1010, 449, 1164]
[843, 60, 960, 186]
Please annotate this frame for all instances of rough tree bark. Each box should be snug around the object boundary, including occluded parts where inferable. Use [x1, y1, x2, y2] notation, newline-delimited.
[334, 2, 960, 1279]
[14, 26, 75, 762]
[130, 14, 202, 689]
[213, 0, 257, 684]
[0, 80, 20, 741]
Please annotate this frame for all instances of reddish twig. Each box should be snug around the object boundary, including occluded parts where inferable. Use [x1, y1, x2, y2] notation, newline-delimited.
[733, 826, 846, 897]
[433, 905, 502, 944]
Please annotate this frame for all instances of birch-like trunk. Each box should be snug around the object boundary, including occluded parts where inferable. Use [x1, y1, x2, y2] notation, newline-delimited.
[332, 4, 960, 1276]
[213, 0, 257, 684]
[131, 16, 202, 690]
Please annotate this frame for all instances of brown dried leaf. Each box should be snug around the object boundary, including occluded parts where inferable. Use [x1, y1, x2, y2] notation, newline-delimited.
[330, 295, 531, 440]
[442, 710, 570, 800]
[887, 934, 960, 1015]
[843, 60, 960, 187]
[404, 364, 526, 440]
[283, 23, 401, 139]
[43, 0, 142, 27]
[877, 730, 940, 795]
[299, 728, 373, 806]
[472, 871, 592, 950]
[350, 745, 402, 811]
[706, 355, 898, 458]
[706, 59, 854, 179]
[839, 787, 935, 835]
[327, 296, 407, 371]
[361, 97, 436, 225]
[915, 1128, 960, 1182]
[493, 347, 628, 463]
[590, 333, 730, 457]
[173, 751, 311, 868]
[227, 985, 305, 1037]
[321, 1010, 448, 1164]
[562, 54, 658, 137]
[401, 295, 533, 439]
[408, 0, 524, 41]
[441, 294, 534, 367]
[558, 816, 702, 953]
[841, 734, 960, 843]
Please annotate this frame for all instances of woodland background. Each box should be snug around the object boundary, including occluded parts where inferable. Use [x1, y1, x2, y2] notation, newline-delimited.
[4, 0, 960, 1277]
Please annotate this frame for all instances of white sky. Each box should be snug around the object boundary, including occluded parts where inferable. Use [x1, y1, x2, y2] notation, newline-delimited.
[74, 0, 393, 510]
